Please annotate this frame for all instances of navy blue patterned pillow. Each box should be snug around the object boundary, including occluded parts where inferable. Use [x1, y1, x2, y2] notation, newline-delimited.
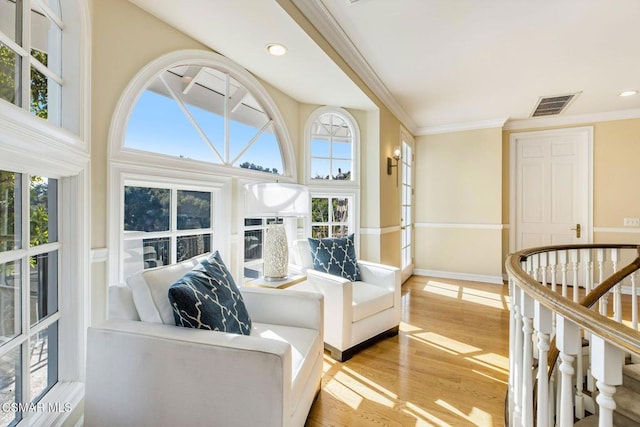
[168, 251, 252, 335]
[308, 234, 361, 281]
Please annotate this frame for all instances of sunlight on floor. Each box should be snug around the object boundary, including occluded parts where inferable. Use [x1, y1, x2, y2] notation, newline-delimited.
[422, 279, 509, 310]
[436, 399, 493, 426]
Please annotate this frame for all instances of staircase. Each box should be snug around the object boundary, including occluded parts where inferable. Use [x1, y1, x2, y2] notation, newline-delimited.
[575, 363, 640, 426]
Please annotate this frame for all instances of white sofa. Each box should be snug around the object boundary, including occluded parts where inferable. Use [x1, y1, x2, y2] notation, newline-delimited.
[290, 239, 401, 362]
[84, 255, 324, 427]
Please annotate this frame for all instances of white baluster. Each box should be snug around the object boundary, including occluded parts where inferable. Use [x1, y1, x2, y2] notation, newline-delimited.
[521, 292, 535, 427]
[549, 372, 556, 427]
[598, 249, 608, 316]
[535, 301, 553, 427]
[549, 251, 558, 294]
[570, 249, 579, 303]
[513, 286, 523, 426]
[508, 279, 517, 422]
[559, 250, 568, 298]
[556, 315, 580, 427]
[581, 248, 593, 293]
[591, 334, 624, 427]
[540, 252, 549, 287]
[632, 271, 638, 331]
[612, 248, 622, 322]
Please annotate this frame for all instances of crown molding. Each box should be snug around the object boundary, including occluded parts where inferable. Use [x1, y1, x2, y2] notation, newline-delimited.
[289, 0, 418, 134]
[416, 117, 509, 136]
[504, 108, 640, 131]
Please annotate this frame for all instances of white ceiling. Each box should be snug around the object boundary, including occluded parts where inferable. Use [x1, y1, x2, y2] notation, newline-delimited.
[129, 0, 640, 135]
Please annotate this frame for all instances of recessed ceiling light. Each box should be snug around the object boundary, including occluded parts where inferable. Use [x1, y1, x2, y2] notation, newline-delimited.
[266, 43, 287, 56]
[619, 90, 638, 97]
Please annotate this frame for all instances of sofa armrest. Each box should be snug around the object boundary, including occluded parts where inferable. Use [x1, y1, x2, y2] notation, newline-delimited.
[241, 286, 323, 332]
[85, 320, 291, 427]
[358, 261, 401, 291]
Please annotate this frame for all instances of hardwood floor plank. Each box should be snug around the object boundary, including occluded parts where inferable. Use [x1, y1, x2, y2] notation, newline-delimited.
[305, 276, 510, 426]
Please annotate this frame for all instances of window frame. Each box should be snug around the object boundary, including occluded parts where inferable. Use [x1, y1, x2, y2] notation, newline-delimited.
[304, 106, 360, 187]
[109, 165, 231, 285]
[307, 188, 360, 252]
[109, 50, 297, 180]
[0, 1, 89, 425]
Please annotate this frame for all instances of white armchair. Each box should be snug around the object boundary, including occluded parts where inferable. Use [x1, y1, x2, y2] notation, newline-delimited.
[290, 239, 401, 362]
[85, 256, 324, 427]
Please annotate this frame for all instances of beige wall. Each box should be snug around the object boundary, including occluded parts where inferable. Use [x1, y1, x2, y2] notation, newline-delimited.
[90, 0, 402, 325]
[502, 117, 640, 271]
[414, 127, 504, 280]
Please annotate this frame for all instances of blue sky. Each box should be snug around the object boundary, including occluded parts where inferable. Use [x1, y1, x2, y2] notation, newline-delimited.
[125, 90, 284, 172]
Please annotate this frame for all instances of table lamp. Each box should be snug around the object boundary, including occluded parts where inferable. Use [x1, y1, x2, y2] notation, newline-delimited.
[244, 182, 309, 280]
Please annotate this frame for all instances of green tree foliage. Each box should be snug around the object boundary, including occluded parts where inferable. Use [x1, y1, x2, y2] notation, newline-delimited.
[238, 161, 278, 175]
[0, 45, 48, 118]
[0, 171, 17, 252]
[124, 187, 171, 232]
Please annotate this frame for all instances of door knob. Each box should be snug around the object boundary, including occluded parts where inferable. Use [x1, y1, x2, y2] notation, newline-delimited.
[571, 223, 581, 238]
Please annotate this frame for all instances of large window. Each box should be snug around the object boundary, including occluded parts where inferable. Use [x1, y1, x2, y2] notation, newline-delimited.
[0, 172, 60, 427]
[0, 0, 63, 125]
[122, 183, 216, 280]
[124, 64, 285, 175]
[400, 140, 414, 277]
[307, 108, 358, 183]
[111, 51, 296, 283]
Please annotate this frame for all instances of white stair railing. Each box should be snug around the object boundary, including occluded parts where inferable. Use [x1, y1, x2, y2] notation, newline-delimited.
[506, 244, 640, 427]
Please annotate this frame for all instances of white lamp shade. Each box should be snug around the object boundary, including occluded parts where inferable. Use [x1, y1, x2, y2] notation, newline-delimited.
[244, 183, 309, 217]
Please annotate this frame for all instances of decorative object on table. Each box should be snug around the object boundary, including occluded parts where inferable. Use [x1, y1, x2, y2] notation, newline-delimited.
[244, 182, 309, 281]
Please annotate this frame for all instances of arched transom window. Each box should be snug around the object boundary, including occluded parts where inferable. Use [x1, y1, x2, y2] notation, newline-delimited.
[125, 64, 285, 175]
[309, 109, 357, 182]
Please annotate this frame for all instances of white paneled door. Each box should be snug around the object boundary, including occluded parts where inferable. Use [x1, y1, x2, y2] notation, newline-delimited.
[511, 127, 592, 251]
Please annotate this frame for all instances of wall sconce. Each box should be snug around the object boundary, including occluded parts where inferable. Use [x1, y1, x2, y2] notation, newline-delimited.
[387, 146, 401, 175]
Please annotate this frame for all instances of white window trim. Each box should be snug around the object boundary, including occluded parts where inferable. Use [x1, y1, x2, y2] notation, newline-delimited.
[108, 162, 231, 286]
[307, 188, 361, 255]
[304, 106, 360, 187]
[108, 49, 297, 180]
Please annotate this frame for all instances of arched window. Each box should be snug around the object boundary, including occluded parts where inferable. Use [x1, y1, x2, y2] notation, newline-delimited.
[109, 50, 296, 284]
[306, 107, 359, 183]
[305, 107, 360, 241]
[117, 52, 293, 177]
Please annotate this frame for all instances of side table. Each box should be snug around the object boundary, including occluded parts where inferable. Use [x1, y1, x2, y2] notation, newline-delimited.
[244, 274, 306, 290]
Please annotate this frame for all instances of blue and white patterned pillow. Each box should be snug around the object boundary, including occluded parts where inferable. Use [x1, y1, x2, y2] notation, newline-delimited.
[308, 234, 361, 281]
[168, 251, 252, 335]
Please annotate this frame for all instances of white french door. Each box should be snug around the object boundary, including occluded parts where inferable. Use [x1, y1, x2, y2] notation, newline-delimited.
[510, 127, 593, 251]
[400, 139, 414, 282]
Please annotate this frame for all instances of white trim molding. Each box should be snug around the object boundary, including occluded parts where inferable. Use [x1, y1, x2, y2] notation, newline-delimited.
[415, 222, 507, 230]
[504, 108, 640, 131]
[360, 225, 401, 235]
[414, 269, 505, 285]
[416, 117, 509, 136]
[594, 227, 640, 234]
[289, 0, 417, 133]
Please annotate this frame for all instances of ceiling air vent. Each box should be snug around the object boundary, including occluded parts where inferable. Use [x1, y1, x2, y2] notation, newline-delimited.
[531, 93, 580, 117]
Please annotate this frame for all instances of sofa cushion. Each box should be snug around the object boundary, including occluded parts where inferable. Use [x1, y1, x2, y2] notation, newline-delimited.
[308, 234, 361, 281]
[128, 256, 200, 324]
[169, 252, 252, 335]
[352, 282, 394, 322]
[108, 285, 140, 321]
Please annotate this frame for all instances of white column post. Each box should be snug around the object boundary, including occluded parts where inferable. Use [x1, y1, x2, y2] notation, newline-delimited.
[591, 334, 624, 427]
[513, 285, 523, 426]
[535, 301, 553, 427]
[556, 315, 580, 427]
[521, 291, 535, 427]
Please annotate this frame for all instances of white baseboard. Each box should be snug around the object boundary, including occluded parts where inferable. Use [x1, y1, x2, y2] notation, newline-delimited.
[414, 269, 505, 285]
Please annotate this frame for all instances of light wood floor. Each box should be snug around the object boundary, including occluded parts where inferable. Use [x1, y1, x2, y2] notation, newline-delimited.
[305, 275, 511, 427]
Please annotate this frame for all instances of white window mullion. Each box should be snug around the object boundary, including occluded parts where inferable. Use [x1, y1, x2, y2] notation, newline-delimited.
[224, 73, 230, 164]
[31, 0, 65, 30]
[171, 188, 178, 265]
[20, 0, 31, 111]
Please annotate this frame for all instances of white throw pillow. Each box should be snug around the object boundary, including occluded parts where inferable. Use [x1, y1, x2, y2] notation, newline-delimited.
[127, 256, 204, 324]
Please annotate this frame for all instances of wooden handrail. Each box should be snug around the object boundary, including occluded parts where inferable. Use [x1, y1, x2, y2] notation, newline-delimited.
[506, 244, 640, 358]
